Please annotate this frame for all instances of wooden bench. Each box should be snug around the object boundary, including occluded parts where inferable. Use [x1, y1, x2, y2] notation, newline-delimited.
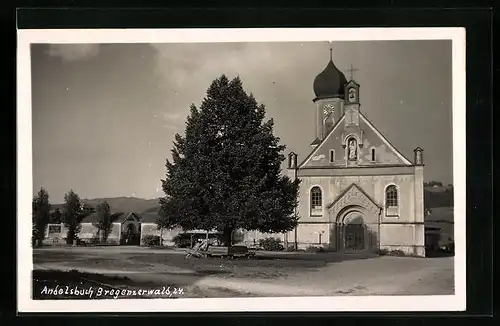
[206, 245, 255, 259]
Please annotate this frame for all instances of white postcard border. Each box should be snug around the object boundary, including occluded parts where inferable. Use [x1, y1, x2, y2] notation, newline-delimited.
[17, 27, 466, 313]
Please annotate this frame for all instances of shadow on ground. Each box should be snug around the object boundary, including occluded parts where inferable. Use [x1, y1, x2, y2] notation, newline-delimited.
[32, 269, 254, 299]
[33, 248, 379, 280]
[425, 250, 454, 258]
[33, 269, 197, 299]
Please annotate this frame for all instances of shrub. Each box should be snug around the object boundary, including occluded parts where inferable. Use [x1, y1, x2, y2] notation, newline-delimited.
[286, 244, 297, 252]
[387, 249, 406, 257]
[375, 248, 389, 256]
[258, 237, 284, 251]
[306, 245, 324, 253]
[76, 238, 87, 246]
[142, 235, 160, 247]
[173, 233, 192, 248]
[444, 241, 454, 254]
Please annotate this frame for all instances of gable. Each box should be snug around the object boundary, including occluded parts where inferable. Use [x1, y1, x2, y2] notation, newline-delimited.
[359, 114, 413, 165]
[299, 113, 412, 168]
[299, 115, 345, 168]
[328, 183, 381, 221]
[122, 213, 140, 223]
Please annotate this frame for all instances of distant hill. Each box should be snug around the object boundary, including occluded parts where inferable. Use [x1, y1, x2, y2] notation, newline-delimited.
[52, 197, 161, 214]
[424, 185, 453, 209]
[425, 206, 454, 223]
[48, 185, 452, 217]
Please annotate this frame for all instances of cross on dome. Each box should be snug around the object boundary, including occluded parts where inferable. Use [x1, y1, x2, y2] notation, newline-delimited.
[346, 64, 359, 81]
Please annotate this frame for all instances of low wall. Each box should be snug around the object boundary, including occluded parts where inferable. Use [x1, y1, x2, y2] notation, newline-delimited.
[42, 223, 122, 245]
[140, 224, 182, 246]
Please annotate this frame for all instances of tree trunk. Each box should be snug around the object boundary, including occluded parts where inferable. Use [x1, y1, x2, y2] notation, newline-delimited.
[223, 227, 234, 253]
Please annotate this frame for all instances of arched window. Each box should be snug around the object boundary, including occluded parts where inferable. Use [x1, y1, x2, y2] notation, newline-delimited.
[371, 148, 376, 161]
[310, 186, 323, 216]
[329, 149, 335, 163]
[385, 185, 399, 216]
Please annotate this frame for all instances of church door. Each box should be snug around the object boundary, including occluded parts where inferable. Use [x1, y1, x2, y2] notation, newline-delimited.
[341, 211, 367, 252]
[344, 224, 365, 251]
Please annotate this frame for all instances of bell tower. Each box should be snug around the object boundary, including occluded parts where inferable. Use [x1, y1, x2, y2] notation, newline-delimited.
[343, 65, 361, 128]
[312, 46, 348, 143]
[342, 65, 363, 166]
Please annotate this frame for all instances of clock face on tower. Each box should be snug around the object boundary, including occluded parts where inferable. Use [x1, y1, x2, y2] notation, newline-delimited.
[323, 104, 335, 116]
[348, 88, 357, 102]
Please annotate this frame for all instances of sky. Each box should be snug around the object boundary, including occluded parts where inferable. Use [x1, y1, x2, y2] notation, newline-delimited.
[31, 40, 453, 203]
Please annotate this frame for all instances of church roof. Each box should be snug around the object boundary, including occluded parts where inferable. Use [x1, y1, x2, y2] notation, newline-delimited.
[298, 112, 414, 168]
[298, 115, 346, 168]
[310, 138, 321, 145]
[313, 59, 348, 101]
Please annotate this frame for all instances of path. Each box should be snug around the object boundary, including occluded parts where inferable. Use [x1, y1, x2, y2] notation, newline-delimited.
[33, 254, 454, 297]
[34, 262, 318, 297]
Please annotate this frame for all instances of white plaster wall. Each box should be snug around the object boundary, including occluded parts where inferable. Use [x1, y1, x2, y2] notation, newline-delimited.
[297, 174, 416, 223]
[140, 223, 182, 246]
[242, 230, 286, 246]
[78, 222, 121, 244]
[379, 223, 425, 256]
[296, 223, 330, 246]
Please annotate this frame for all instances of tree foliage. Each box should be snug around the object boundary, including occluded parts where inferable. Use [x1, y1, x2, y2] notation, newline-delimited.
[63, 189, 82, 244]
[49, 208, 62, 224]
[95, 201, 112, 242]
[158, 75, 300, 246]
[32, 187, 51, 247]
[424, 180, 444, 187]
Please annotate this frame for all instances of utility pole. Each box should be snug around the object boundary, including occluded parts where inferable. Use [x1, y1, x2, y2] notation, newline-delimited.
[294, 161, 298, 251]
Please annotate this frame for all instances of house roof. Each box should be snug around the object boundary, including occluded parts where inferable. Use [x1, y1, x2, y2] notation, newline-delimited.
[80, 212, 139, 224]
[140, 212, 161, 223]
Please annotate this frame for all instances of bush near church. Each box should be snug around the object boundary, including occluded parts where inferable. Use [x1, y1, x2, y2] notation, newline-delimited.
[259, 237, 284, 251]
[173, 233, 193, 248]
[142, 235, 161, 247]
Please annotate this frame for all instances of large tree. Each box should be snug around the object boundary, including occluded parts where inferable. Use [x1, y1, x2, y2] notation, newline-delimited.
[95, 201, 112, 242]
[49, 208, 62, 224]
[32, 187, 51, 247]
[158, 75, 300, 248]
[63, 189, 82, 245]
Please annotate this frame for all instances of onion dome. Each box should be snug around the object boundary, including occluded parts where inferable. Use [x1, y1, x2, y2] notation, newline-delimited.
[313, 58, 348, 101]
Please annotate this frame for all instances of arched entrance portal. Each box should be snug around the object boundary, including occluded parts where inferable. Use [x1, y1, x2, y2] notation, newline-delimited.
[123, 222, 140, 245]
[328, 184, 381, 253]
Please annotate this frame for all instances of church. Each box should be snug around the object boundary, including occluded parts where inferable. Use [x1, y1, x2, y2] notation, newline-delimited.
[279, 50, 426, 257]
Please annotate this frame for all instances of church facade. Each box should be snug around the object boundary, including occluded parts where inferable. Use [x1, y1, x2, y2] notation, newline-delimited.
[281, 53, 426, 257]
